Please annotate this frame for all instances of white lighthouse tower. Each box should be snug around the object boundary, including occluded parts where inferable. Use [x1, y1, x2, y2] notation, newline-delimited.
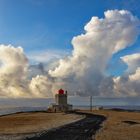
[48, 89, 72, 112]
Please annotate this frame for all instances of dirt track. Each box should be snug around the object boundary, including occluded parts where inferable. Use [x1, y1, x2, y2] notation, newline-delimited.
[26, 112, 106, 140]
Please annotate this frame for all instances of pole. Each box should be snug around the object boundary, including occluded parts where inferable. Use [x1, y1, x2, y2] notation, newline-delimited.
[90, 96, 92, 111]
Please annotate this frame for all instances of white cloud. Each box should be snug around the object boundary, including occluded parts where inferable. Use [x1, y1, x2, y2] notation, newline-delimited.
[28, 49, 71, 63]
[129, 67, 140, 81]
[0, 10, 140, 98]
[114, 53, 140, 97]
[0, 45, 30, 97]
[48, 9, 140, 96]
[121, 53, 140, 73]
[29, 75, 53, 97]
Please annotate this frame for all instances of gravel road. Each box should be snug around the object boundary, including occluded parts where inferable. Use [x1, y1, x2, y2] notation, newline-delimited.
[26, 112, 106, 140]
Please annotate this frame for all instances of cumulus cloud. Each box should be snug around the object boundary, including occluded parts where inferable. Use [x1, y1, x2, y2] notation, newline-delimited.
[29, 75, 53, 97]
[48, 10, 140, 96]
[28, 49, 70, 63]
[121, 53, 140, 73]
[0, 10, 140, 98]
[0, 45, 55, 98]
[114, 53, 140, 97]
[0, 45, 30, 97]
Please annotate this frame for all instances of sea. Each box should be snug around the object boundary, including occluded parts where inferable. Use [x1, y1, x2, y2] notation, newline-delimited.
[0, 97, 139, 116]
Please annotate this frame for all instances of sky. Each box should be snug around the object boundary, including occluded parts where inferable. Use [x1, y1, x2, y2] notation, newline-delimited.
[0, 0, 140, 76]
[0, 0, 140, 101]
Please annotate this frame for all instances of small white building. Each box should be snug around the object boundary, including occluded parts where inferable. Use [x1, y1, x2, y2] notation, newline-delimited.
[48, 89, 72, 112]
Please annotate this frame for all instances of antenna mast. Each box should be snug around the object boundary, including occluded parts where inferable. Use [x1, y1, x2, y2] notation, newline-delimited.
[90, 96, 92, 111]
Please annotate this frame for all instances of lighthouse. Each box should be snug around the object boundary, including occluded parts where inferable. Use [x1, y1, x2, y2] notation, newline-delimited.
[48, 89, 72, 112]
[55, 89, 67, 105]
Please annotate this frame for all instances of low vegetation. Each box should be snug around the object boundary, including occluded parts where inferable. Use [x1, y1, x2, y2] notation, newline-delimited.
[93, 110, 140, 140]
[0, 112, 83, 134]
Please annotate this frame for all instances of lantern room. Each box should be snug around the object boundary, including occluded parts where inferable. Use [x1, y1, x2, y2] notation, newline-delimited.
[58, 89, 64, 94]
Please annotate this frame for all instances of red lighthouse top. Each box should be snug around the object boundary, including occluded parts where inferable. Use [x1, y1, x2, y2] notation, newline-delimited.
[58, 89, 64, 94]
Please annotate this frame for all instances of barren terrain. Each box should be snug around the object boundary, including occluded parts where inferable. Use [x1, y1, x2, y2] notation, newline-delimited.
[0, 112, 83, 134]
[0, 111, 84, 140]
[93, 110, 140, 140]
[0, 110, 139, 140]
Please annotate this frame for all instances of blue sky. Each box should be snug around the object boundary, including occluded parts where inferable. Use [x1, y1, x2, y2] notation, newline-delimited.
[0, 0, 140, 76]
